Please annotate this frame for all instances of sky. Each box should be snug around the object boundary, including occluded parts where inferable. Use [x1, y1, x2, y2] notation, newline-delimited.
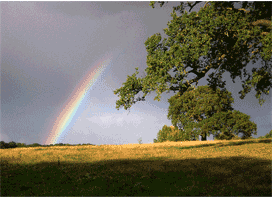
[1, 1, 271, 146]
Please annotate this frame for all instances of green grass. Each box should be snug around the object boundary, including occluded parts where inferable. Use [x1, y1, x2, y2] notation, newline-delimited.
[1, 138, 271, 196]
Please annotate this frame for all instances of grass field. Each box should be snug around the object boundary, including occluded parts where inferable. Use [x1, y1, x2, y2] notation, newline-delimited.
[1, 138, 271, 196]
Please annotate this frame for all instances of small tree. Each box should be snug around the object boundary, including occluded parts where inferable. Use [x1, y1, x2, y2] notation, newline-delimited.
[16, 143, 26, 147]
[155, 125, 196, 143]
[167, 85, 257, 141]
[200, 110, 257, 140]
[29, 143, 42, 147]
[259, 130, 272, 139]
[0, 141, 8, 149]
[137, 137, 143, 144]
[8, 141, 18, 149]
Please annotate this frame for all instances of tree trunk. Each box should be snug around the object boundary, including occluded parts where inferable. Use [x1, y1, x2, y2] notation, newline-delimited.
[201, 132, 207, 141]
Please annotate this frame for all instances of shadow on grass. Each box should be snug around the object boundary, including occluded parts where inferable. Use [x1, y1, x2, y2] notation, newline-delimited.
[1, 139, 271, 197]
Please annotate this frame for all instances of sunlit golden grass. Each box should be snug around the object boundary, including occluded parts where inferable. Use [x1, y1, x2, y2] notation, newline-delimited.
[1, 138, 271, 196]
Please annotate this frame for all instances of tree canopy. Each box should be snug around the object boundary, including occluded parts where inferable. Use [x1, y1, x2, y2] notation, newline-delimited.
[154, 124, 199, 143]
[167, 85, 257, 140]
[113, 1, 271, 114]
[113, 1, 271, 141]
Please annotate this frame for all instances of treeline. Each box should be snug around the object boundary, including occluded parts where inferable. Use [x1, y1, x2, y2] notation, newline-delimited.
[0, 141, 96, 149]
[1, 129, 271, 149]
[153, 127, 272, 143]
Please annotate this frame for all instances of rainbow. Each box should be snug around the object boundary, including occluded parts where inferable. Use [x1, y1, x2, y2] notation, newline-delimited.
[44, 53, 112, 145]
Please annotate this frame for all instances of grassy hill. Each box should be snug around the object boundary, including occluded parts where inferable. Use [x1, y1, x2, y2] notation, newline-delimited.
[1, 138, 271, 196]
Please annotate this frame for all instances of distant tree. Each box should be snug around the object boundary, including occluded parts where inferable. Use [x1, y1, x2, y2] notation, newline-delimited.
[113, 1, 271, 118]
[259, 130, 272, 139]
[55, 143, 65, 146]
[8, 141, 18, 149]
[29, 143, 42, 147]
[230, 134, 242, 140]
[156, 125, 172, 142]
[16, 143, 26, 147]
[167, 85, 257, 141]
[0, 141, 8, 149]
[202, 110, 257, 140]
[0, 141, 19, 149]
[266, 130, 272, 138]
[155, 125, 197, 143]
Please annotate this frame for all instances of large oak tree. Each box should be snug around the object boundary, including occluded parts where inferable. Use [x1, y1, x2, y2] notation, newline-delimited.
[113, 1, 271, 136]
[167, 85, 257, 141]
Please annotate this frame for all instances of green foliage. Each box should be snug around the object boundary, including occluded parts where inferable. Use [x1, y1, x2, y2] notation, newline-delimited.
[55, 143, 64, 146]
[0, 141, 97, 149]
[230, 134, 242, 140]
[114, 2, 271, 115]
[167, 85, 257, 141]
[265, 130, 272, 138]
[167, 85, 235, 141]
[258, 130, 272, 139]
[156, 125, 197, 143]
[214, 131, 236, 141]
[0, 141, 18, 149]
[202, 110, 257, 140]
[16, 142, 26, 147]
[1, 141, 9, 149]
[28, 143, 42, 147]
[8, 141, 17, 148]
[137, 137, 143, 144]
